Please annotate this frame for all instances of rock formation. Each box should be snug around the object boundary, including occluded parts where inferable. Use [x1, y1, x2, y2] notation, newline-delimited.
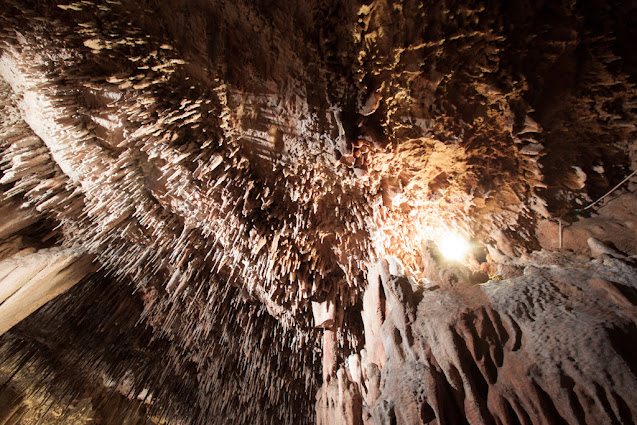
[0, 0, 635, 424]
[319, 248, 637, 425]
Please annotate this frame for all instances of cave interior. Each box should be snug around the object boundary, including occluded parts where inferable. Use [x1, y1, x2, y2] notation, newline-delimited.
[0, 0, 636, 424]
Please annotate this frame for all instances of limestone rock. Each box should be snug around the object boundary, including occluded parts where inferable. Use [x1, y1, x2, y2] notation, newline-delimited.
[326, 253, 637, 425]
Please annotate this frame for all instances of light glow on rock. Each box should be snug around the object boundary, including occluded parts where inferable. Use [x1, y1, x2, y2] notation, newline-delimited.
[437, 232, 470, 262]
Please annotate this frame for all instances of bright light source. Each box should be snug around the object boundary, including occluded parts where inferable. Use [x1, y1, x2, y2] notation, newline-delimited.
[437, 232, 470, 261]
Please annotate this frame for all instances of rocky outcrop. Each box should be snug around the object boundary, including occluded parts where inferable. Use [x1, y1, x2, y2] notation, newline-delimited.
[319, 249, 637, 425]
[0, 246, 94, 336]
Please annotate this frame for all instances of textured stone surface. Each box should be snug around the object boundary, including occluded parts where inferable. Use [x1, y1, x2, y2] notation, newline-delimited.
[319, 251, 637, 425]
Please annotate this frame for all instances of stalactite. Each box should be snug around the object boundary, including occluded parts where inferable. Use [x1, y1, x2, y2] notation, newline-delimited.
[0, 0, 635, 424]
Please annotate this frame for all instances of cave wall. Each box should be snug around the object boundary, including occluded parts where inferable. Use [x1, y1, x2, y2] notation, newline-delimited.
[0, 0, 635, 424]
[318, 244, 637, 425]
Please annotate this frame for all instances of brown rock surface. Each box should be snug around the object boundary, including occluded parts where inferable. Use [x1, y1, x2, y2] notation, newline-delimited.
[0, 0, 635, 424]
[320, 252, 637, 425]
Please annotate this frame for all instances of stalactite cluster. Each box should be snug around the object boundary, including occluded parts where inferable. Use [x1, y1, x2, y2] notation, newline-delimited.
[0, 1, 372, 423]
[0, 0, 635, 424]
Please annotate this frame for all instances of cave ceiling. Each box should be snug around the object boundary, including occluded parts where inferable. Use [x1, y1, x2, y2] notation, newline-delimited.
[0, 0, 635, 424]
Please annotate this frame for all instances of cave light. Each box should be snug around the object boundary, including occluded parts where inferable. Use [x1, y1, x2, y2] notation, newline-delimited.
[437, 231, 471, 262]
